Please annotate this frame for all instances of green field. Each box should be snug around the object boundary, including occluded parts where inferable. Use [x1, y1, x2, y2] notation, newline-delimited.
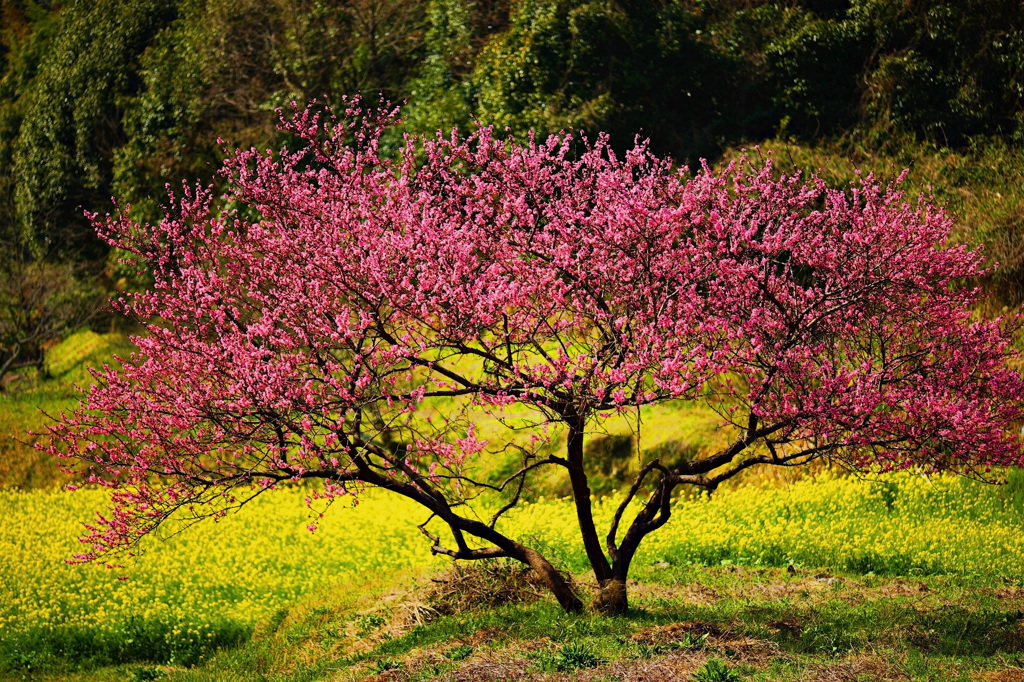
[4, 470, 1024, 680]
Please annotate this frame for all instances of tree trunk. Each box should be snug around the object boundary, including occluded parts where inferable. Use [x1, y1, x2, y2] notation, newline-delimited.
[592, 577, 628, 614]
[520, 547, 583, 613]
[566, 426, 613, 583]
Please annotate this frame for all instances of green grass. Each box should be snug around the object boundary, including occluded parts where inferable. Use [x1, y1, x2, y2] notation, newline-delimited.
[137, 565, 1024, 681]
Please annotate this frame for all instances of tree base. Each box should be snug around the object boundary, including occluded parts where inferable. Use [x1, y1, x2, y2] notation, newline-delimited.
[592, 578, 628, 614]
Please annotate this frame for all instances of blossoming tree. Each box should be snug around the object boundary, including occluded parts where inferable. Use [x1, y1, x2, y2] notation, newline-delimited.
[46, 101, 1024, 614]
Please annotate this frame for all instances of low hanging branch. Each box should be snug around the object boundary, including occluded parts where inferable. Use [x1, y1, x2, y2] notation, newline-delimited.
[45, 99, 1024, 615]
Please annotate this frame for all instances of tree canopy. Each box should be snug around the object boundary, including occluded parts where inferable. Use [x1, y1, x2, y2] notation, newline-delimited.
[45, 102, 1024, 614]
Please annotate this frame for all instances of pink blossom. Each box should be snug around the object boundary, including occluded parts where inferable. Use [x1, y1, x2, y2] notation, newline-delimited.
[42, 100, 1024, 613]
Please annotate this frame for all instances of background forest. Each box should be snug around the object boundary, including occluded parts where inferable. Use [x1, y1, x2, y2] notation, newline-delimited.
[2, 0, 1024, 381]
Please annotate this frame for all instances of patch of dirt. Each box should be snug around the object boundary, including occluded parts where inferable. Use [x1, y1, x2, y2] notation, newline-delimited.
[374, 622, 783, 681]
[874, 579, 932, 598]
[683, 582, 722, 604]
[631, 621, 783, 667]
[797, 655, 909, 681]
[447, 656, 535, 682]
[583, 652, 714, 681]
[634, 571, 863, 609]
[631, 621, 727, 644]
[996, 587, 1024, 607]
[461, 626, 508, 648]
[637, 569, 975, 615]
[447, 650, 717, 682]
[765, 617, 803, 635]
[629, 580, 721, 606]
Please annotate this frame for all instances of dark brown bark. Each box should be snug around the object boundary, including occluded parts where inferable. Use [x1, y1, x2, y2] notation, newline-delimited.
[594, 416, 821, 613]
[349, 446, 586, 612]
[566, 425, 613, 583]
[592, 578, 628, 615]
[520, 546, 583, 613]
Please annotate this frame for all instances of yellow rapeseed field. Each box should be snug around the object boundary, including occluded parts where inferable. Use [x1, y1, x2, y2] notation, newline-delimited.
[509, 472, 1024, 576]
[0, 488, 442, 664]
[2, 472, 1023, 665]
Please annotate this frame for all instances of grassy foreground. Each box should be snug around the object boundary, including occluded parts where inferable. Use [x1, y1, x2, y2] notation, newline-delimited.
[3, 472, 1024, 680]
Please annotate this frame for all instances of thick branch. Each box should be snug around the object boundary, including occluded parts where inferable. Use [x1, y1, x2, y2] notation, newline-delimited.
[417, 517, 510, 559]
[610, 428, 838, 580]
[606, 459, 667, 563]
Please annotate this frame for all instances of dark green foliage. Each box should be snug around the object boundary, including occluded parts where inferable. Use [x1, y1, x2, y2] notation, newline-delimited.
[400, 0, 475, 139]
[404, 0, 1024, 162]
[855, 0, 1024, 145]
[467, 0, 736, 160]
[0, 1, 58, 249]
[131, 667, 167, 681]
[764, 0, 1024, 146]
[3, 0, 1024, 253]
[115, 0, 428, 222]
[12, 0, 178, 259]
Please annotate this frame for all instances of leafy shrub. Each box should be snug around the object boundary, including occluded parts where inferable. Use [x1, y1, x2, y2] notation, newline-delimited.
[131, 667, 166, 681]
[633, 631, 708, 658]
[694, 658, 742, 682]
[371, 656, 404, 672]
[553, 641, 604, 672]
[445, 644, 474, 661]
[356, 613, 388, 636]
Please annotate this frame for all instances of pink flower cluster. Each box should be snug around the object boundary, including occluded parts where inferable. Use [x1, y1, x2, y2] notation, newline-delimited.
[45, 99, 1024, 560]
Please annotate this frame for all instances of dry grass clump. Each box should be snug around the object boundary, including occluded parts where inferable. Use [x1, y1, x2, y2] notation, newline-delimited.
[446, 653, 534, 682]
[976, 670, 1024, 682]
[426, 560, 566, 615]
[631, 620, 727, 645]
